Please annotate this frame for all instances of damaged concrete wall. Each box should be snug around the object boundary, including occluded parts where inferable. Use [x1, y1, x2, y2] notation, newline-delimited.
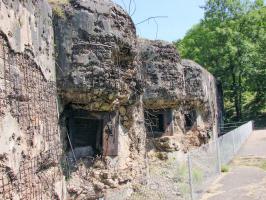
[0, 0, 55, 80]
[182, 59, 219, 136]
[139, 39, 185, 109]
[139, 39, 220, 152]
[53, 0, 146, 199]
[0, 0, 65, 199]
[54, 0, 142, 109]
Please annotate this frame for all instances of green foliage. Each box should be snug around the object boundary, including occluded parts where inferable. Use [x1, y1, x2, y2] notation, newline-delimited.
[52, 6, 66, 19]
[221, 165, 230, 172]
[176, 0, 266, 124]
[48, 0, 69, 19]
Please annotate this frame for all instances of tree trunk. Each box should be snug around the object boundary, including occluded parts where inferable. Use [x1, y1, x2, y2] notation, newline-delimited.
[238, 72, 242, 119]
[232, 71, 241, 121]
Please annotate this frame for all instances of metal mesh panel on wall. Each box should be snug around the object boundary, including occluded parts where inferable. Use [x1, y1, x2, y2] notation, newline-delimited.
[0, 35, 63, 199]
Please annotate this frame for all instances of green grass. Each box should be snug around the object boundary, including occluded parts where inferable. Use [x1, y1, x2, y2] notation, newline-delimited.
[221, 165, 229, 173]
[192, 168, 204, 183]
[52, 6, 66, 19]
[260, 161, 266, 171]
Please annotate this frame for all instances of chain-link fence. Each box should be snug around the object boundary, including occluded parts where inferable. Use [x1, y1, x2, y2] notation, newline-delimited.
[189, 121, 253, 199]
[219, 121, 249, 135]
[134, 121, 253, 200]
[219, 121, 253, 166]
[129, 153, 191, 200]
[189, 140, 220, 200]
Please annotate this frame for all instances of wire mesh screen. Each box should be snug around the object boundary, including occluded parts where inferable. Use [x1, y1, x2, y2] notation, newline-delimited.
[189, 121, 253, 199]
[219, 121, 253, 165]
[129, 154, 190, 200]
[219, 132, 235, 165]
[0, 34, 63, 199]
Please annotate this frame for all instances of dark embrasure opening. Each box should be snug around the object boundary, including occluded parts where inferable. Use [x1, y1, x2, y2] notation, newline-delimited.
[185, 110, 197, 130]
[65, 108, 106, 158]
[145, 109, 173, 138]
[68, 117, 103, 153]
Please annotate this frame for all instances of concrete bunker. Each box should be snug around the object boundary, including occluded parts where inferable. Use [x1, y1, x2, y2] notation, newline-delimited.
[145, 109, 174, 138]
[0, 0, 223, 199]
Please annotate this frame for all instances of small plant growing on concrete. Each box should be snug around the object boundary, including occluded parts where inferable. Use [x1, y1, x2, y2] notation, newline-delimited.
[48, 0, 69, 19]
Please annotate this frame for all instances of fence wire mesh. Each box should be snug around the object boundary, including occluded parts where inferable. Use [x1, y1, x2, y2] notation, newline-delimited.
[219, 121, 253, 166]
[189, 140, 220, 200]
[136, 121, 253, 200]
[189, 121, 253, 199]
[130, 153, 190, 200]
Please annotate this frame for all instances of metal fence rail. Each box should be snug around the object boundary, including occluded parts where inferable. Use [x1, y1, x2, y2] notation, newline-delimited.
[219, 121, 249, 135]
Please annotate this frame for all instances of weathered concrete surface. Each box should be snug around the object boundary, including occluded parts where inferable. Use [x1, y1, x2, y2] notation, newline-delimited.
[0, 0, 65, 199]
[202, 130, 266, 200]
[0, 0, 223, 199]
[53, 1, 146, 199]
[182, 59, 220, 138]
[139, 39, 219, 150]
[139, 39, 184, 109]
[0, 0, 55, 80]
[54, 0, 142, 110]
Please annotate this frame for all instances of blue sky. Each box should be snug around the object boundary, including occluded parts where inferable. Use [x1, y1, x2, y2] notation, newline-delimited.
[113, 0, 206, 42]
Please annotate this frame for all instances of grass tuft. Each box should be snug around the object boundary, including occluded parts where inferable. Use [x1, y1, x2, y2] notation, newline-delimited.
[221, 165, 229, 173]
[260, 161, 266, 171]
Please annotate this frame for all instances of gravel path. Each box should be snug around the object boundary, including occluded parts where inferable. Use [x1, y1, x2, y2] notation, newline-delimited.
[201, 130, 266, 200]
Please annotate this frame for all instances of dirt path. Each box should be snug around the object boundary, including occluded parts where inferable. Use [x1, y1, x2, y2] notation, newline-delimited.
[201, 130, 266, 200]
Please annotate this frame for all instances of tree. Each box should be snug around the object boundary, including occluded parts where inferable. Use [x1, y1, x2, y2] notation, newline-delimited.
[176, 0, 266, 122]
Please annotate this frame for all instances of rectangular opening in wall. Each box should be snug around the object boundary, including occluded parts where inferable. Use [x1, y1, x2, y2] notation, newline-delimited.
[145, 109, 173, 138]
[68, 117, 103, 155]
[66, 110, 105, 160]
[64, 107, 119, 161]
[185, 110, 197, 130]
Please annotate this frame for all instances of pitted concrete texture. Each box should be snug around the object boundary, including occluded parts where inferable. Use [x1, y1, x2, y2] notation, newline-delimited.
[202, 130, 266, 200]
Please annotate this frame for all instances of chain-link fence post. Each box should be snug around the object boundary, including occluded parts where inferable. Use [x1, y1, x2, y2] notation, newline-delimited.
[215, 138, 221, 174]
[232, 130, 236, 154]
[187, 153, 194, 200]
